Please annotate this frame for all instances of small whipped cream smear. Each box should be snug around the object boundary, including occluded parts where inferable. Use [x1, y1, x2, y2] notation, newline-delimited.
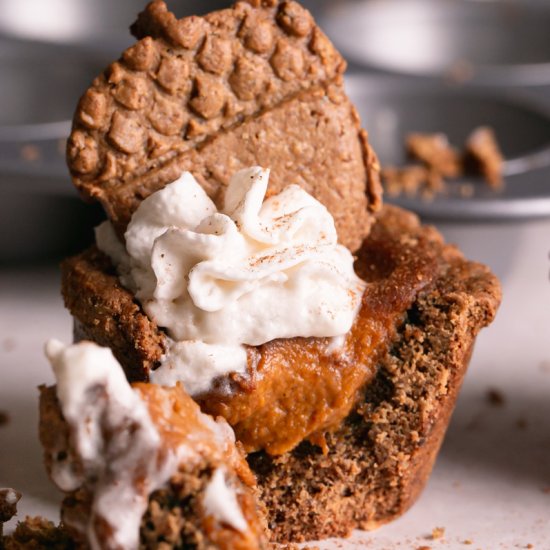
[45, 340, 249, 550]
[97, 167, 366, 395]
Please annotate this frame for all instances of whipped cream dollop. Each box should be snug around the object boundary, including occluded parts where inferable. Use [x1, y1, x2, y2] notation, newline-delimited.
[97, 167, 365, 395]
[44, 340, 248, 550]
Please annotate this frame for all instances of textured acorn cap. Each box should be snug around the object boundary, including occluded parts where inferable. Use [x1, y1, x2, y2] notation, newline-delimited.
[66, 0, 382, 252]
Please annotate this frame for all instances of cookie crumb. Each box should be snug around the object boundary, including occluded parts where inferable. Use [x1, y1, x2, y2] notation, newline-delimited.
[2, 338, 16, 352]
[516, 417, 528, 430]
[445, 59, 474, 84]
[20, 144, 41, 162]
[431, 526, 445, 540]
[417, 546, 432, 550]
[382, 165, 430, 198]
[486, 388, 506, 407]
[463, 540, 473, 545]
[464, 126, 504, 188]
[459, 183, 475, 198]
[0, 411, 9, 427]
[0, 488, 22, 537]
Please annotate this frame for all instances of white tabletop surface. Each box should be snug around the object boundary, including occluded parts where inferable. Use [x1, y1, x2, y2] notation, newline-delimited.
[1, 216, 549, 549]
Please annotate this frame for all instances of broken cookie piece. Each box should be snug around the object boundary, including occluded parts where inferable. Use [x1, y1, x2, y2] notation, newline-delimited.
[406, 132, 462, 178]
[2, 517, 73, 550]
[39, 340, 267, 549]
[464, 126, 504, 188]
[381, 165, 444, 199]
[52, 0, 502, 545]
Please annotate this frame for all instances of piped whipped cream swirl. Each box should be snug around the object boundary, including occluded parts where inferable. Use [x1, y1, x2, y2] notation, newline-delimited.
[97, 167, 365, 395]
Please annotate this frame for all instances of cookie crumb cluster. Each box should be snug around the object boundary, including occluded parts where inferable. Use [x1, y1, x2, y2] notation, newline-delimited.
[382, 126, 504, 200]
[0, 488, 21, 538]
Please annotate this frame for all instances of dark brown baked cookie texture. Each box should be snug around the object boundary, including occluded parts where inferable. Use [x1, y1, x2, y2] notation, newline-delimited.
[60, 205, 501, 543]
[66, 0, 382, 252]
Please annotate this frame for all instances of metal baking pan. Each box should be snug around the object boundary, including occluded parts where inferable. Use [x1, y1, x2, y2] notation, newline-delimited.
[346, 74, 550, 220]
[2, 0, 550, 263]
[320, 0, 550, 86]
[0, 38, 106, 264]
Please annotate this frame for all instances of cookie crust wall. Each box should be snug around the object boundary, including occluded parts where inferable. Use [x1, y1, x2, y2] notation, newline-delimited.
[66, 0, 381, 251]
[249, 208, 500, 542]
